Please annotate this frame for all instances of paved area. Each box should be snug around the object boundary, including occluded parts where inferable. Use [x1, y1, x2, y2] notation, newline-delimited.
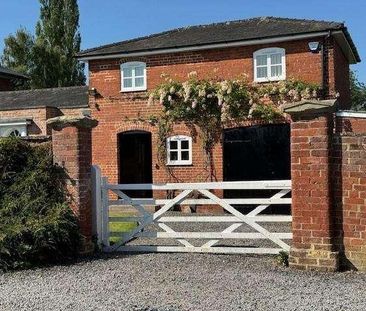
[1, 252, 366, 311]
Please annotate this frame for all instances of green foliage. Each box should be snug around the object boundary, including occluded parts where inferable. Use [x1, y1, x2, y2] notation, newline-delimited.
[0, 28, 33, 89]
[1, 0, 85, 89]
[0, 138, 80, 271]
[149, 76, 320, 177]
[350, 71, 366, 111]
[276, 251, 289, 267]
[32, 0, 85, 88]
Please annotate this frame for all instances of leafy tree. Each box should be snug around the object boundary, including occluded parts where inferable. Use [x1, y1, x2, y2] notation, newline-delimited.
[32, 0, 85, 88]
[1, 0, 85, 89]
[350, 71, 366, 111]
[1, 28, 34, 89]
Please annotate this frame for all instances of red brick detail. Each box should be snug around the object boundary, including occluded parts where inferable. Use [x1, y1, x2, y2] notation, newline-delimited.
[289, 114, 339, 271]
[0, 107, 86, 137]
[52, 126, 93, 252]
[91, 118, 223, 185]
[89, 38, 327, 99]
[88, 37, 350, 192]
[333, 116, 366, 270]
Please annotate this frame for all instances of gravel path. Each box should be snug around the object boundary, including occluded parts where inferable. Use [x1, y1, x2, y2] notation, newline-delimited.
[1, 252, 366, 311]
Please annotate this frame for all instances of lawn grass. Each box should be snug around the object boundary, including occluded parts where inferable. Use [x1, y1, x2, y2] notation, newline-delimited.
[109, 211, 138, 244]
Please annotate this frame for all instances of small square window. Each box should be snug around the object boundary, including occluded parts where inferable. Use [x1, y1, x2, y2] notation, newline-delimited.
[170, 151, 178, 161]
[256, 54, 267, 66]
[135, 66, 144, 77]
[170, 140, 178, 150]
[270, 53, 282, 65]
[271, 65, 282, 77]
[257, 67, 268, 79]
[123, 78, 133, 88]
[135, 77, 145, 87]
[181, 151, 189, 161]
[181, 140, 189, 150]
[121, 62, 147, 92]
[167, 136, 192, 165]
[254, 48, 285, 82]
[123, 67, 133, 78]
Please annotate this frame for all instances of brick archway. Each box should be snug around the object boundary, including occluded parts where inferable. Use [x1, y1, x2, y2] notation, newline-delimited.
[117, 130, 153, 198]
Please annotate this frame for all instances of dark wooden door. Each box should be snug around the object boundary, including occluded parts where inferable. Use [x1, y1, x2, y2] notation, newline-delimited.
[223, 124, 290, 213]
[118, 131, 152, 198]
[224, 124, 290, 181]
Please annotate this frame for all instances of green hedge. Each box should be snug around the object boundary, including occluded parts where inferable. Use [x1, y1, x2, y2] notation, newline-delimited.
[0, 138, 80, 271]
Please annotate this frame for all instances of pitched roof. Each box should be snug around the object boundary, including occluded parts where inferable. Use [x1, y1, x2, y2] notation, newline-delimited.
[0, 86, 89, 111]
[0, 66, 28, 79]
[77, 16, 360, 63]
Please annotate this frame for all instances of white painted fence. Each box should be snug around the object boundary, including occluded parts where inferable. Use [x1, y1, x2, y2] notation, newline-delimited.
[92, 165, 292, 255]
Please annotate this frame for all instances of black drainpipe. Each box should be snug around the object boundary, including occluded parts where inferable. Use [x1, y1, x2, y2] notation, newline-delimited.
[321, 30, 332, 99]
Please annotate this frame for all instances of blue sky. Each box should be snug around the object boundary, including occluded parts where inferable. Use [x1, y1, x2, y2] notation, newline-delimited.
[1, 0, 365, 82]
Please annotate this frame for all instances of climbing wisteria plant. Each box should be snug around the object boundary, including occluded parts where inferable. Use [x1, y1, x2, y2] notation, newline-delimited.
[148, 73, 320, 170]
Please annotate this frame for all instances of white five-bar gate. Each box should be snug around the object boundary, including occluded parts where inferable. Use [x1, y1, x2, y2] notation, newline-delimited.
[92, 166, 292, 255]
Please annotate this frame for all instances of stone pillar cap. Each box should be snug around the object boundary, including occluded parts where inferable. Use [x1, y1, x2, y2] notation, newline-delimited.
[47, 116, 98, 130]
[283, 99, 338, 119]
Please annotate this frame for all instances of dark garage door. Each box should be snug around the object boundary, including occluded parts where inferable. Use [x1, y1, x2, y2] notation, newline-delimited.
[223, 124, 290, 213]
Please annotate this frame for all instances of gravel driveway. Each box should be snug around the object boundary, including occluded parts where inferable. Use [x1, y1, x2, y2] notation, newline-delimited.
[1, 252, 366, 311]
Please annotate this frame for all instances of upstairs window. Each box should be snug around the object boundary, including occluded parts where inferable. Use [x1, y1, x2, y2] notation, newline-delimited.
[121, 62, 147, 92]
[167, 135, 192, 166]
[253, 48, 286, 82]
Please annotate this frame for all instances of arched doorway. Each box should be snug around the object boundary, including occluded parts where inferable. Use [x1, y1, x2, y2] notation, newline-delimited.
[118, 131, 152, 198]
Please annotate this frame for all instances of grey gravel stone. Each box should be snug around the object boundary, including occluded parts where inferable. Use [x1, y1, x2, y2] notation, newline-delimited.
[0, 217, 365, 310]
[1, 252, 366, 311]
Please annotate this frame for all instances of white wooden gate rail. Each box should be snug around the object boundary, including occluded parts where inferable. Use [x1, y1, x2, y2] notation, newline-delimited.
[93, 166, 292, 255]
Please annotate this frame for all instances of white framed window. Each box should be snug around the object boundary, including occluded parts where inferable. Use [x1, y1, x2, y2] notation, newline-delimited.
[121, 61, 147, 92]
[8, 129, 21, 137]
[0, 120, 30, 137]
[253, 48, 286, 82]
[167, 135, 192, 166]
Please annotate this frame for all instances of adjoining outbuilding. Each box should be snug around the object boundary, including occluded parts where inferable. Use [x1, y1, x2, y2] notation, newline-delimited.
[0, 86, 90, 138]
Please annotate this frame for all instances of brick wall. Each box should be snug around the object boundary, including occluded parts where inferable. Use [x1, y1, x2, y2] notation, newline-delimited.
[89, 38, 326, 98]
[89, 38, 350, 187]
[51, 120, 96, 253]
[333, 115, 366, 270]
[289, 114, 339, 271]
[0, 108, 49, 135]
[287, 108, 366, 272]
[0, 107, 86, 137]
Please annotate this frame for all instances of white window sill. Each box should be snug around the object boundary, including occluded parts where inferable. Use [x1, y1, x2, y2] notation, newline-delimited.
[166, 162, 192, 166]
[120, 88, 147, 93]
[254, 77, 286, 83]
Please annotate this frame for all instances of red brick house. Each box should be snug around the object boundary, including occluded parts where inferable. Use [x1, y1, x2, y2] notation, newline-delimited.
[76, 17, 360, 190]
[0, 66, 28, 91]
[78, 17, 360, 190]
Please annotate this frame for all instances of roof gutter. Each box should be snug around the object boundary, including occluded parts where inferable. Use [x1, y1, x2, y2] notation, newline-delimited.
[77, 31, 331, 61]
[332, 30, 360, 63]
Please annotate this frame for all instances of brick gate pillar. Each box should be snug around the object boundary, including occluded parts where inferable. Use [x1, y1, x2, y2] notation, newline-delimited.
[284, 100, 339, 271]
[47, 116, 98, 253]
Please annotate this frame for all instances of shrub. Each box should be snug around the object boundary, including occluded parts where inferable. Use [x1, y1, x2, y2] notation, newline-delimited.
[0, 138, 80, 271]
